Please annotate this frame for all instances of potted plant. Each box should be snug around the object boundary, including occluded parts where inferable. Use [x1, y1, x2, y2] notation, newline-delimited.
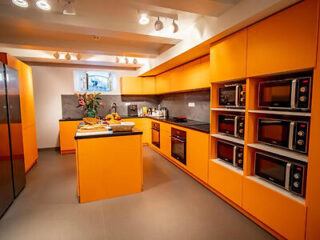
[75, 92, 104, 118]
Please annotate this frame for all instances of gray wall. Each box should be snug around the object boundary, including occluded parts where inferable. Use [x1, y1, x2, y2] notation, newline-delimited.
[61, 90, 210, 122]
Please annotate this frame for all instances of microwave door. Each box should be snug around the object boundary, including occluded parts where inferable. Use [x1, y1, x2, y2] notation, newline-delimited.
[259, 79, 293, 109]
[218, 115, 235, 136]
[258, 119, 292, 149]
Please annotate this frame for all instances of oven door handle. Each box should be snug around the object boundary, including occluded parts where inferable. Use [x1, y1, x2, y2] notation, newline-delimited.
[171, 136, 186, 143]
[291, 79, 297, 109]
[235, 85, 239, 107]
[288, 122, 295, 150]
[234, 116, 239, 137]
[285, 163, 292, 191]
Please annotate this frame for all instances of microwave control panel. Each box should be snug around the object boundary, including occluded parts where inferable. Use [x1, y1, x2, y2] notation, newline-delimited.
[297, 77, 311, 109]
[294, 122, 309, 153]
[235, 146, 244, 169]
[290, 164, 306, 196]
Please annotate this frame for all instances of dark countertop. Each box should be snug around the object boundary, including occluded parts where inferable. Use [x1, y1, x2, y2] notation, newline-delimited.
[75, 128, 143, 140]
[61, 116, 210, 134]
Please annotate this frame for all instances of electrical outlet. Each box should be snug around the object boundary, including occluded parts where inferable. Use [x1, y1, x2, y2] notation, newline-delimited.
[188, 102, 195, 107]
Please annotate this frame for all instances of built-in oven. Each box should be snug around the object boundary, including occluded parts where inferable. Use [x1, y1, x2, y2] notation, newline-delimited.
[258, 77, 312, 111]
[217, 140, 244, 169]
[219, 84, 246, 108]
[171, 128, 186, 165]
[218, 114, 245, 139]
[257, 118, 309, 154]
[151, 122, 160, 148]
[255, 152, 307, 196]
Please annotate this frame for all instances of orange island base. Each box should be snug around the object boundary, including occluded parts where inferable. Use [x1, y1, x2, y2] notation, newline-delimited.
[75, 127, 143, 203]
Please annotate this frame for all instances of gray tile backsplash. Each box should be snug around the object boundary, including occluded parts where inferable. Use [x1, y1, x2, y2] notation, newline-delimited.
[61, 90, 210, 123]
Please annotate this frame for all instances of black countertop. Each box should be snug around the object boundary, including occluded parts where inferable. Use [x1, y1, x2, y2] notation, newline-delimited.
[61, 116, 210, 134]
[74, 128, 143, 140]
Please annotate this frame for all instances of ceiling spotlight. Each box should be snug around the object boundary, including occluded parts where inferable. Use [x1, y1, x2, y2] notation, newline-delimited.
[12, 0, 29, 8]
[76, 53, 81, 60]
[124, 57, 129, 64]
[169, 20, 179, 33]
[63, 1, 76, 15]
[53, 52, 60, 59]
[65, 53, 71, 60]
[115, 57, 119, 63]
[36, 0, 51, 11]
[154, 16, 163, 31]
[139, 13, 150, 25]
[133, 58, 138, 64]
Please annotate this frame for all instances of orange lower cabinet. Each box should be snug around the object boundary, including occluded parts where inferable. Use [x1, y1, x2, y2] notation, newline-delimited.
[208, 159, 243, 206]
[160, 129, 171, 157]
[187, 130, 209, 183]
[59, 120, 83, 154]
[123, 118, 149, 144]
[242, 176, 306, 240]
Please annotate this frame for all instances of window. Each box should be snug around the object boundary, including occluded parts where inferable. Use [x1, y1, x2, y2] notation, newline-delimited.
[74, 70, 115, 92]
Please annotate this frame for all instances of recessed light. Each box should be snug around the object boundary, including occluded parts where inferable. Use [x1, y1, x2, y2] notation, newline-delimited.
[139, 13, 150, 25]
[65, 53, 71, 60]
[36, 0, 51, 11]
[169, 20, 179, 33]
[12, 0, 29, 8]
[53, 52, 60, 59]
[154, 16, 163, 31]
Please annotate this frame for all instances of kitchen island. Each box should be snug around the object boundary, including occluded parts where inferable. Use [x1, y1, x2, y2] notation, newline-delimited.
[75, 127, 143, 203]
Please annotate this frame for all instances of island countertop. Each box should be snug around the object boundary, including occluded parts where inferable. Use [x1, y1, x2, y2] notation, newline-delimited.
[74, 127, 143, 140]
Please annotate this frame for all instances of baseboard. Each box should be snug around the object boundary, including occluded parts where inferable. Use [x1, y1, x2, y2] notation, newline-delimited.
[147, 144, 285, 240]
[38, 147, 60, 151]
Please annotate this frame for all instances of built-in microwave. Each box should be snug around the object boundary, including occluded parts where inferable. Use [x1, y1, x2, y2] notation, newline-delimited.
[258, 77, 312, 111]
[255, 152, 307, 196]
[217, 140, 243, 169]
[219, 84, 246, 108]
[257, 118, 309, 154]
[218, 114, 245, 139]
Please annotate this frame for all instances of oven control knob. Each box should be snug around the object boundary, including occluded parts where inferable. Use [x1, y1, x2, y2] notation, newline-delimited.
[299, 96, 307, 102]
[237, 160, 243, 165]
[239, 122, 244, 127]
[293, 181, 300, 188]
[300, 87, 307, 93]
[239, 129, 244, 134]
[237, 153, 243, 158]
[297, 131, 305, 137]
[297, 139, 305, 146]
[294, 173, 301, 180]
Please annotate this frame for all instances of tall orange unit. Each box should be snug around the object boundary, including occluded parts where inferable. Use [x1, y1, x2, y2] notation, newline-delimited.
[0, 53, 38, 173]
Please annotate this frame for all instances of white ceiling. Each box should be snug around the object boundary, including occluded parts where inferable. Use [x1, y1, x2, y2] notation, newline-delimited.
[0, 0, 300, 72]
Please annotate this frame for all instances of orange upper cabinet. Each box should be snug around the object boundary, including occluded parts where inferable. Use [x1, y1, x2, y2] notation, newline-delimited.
[121, 77, 142, 94]
[210, 29, 247, 82]
[247, 0, 319, 77]
[121, 76, 155, 95]
[142, 77, 156, 95]
[156, 72, 171, 94]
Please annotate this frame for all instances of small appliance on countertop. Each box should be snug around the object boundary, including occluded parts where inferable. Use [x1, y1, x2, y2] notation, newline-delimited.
[128, 104, 138, 117]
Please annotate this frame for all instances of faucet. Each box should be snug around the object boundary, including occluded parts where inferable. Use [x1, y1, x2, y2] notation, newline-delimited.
[111, 103, 117, 113]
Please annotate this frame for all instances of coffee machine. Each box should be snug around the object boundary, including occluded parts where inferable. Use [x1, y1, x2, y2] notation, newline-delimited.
[128, 104, 138, 117]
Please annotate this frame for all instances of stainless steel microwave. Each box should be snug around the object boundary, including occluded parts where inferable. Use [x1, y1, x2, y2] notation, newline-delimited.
[255, 152, 307, 196]
[219, 84, 246, 108]
[217, 140, 243, 169]
[258, 77, 312, 111]
[218, 114, 245, 139]
[257, 118, 309, 154]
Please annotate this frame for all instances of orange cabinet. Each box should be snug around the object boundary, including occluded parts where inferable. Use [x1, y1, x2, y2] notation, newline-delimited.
[121, 77, 155, 95]
[210, 30, 247, 82]
[59, 120, 83, 154]
[242, 177, 306, 240]
[122, 118, 150, 144]
[187, 129, 209, 182]
[156, 72, 171, 94]
[208, 159, 243, 206]
[247, 0, 318, 76]
[160, 129, 171, 158]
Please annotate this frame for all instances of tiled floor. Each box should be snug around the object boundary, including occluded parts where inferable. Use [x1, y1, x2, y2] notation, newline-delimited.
[0, 147, 275, 240]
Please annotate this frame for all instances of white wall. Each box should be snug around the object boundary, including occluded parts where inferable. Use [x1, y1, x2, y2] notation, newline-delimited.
[32, 65, 137, 149]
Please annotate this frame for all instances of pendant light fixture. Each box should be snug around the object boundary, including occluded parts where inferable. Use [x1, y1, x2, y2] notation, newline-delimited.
[53, 52, 60, 59]
[154, 16, 163, 31]
[65, 53, 71, 60]
[12, 0, 29, 8]
[36, 0, 51, 11]
[63, 0, 76, 15]
[169, 20, 179, 33]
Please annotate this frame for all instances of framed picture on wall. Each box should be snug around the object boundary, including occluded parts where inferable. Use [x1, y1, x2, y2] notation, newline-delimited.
[74, 70, 116, 93]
